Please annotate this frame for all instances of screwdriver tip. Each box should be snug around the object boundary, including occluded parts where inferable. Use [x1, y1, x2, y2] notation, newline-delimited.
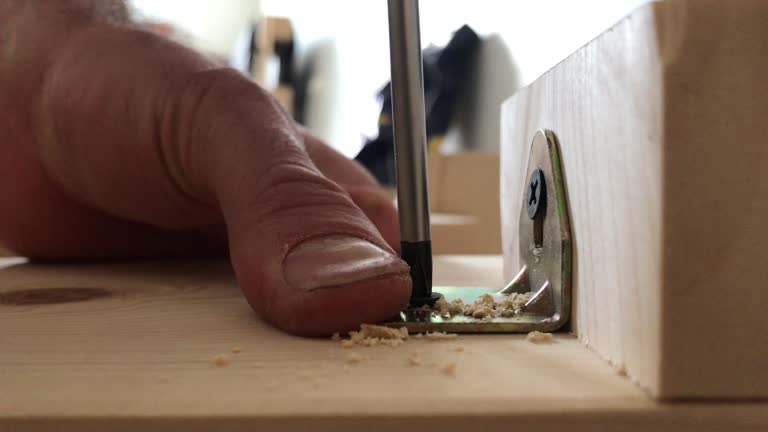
[401, 240, 442, 307]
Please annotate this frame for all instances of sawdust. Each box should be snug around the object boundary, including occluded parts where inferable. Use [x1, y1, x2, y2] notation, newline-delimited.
[334, 322, 461, 380]
[424, 331, 458, 341]
[345, 352, 368, 364]
[476, 293, 495, 306]
[434, 292, 532, 320]
[434, 297, 466, 316]
[211, 354, 230, 367]
[440, 362, 457, 377]
[452, 345, 465, 352]
[331, 332, 341, 341]
[231, 346, 242, 354]
[526, 331, 554, 344]
[379, 338, 405, 347]
[408, 353, 423, 366]
[360, 324, 409, 339]
[471, 305, 495, 319]
[338, 324, 409, 348]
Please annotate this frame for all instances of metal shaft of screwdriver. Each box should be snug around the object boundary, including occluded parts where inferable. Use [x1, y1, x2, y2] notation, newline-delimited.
[387, 0, 438, 306]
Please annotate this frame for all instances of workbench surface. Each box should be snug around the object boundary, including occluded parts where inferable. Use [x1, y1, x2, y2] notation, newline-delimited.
[1, 256, 765, 432]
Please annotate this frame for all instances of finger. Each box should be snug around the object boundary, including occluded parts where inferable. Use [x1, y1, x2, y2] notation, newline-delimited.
[301, 131, 379, 187]
[301, 132, 400, 249]
[35, 24, 411, 335]
[344, 186, 400, 252]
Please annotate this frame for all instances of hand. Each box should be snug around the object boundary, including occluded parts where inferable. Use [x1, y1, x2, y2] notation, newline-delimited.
[0, 2, 411, 336]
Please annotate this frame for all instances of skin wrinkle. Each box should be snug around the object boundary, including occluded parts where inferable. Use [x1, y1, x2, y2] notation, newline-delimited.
[226, 168, 373, 243]
[178, 70, 307, 207]
[256, 192, 356, 220]
[158, 71, 223, 211]
[40, 26, 223, 228]
[215, 149, 319, 210]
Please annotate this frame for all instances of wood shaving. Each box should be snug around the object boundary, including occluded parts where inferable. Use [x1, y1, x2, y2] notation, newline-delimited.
[408, 353, 423, 366]
[452, 345, 465, 352]
[231, 345, 242, 354]
[499, 294, 530, 311]
[345, 352, 368, 364]
[526, 331, 554, 344]
[425, 331, 458, 341]
[211, 354, 230, 367]
[360, 324, 409, 339]
[331, 332, 341, 341]
[434, 292, 532, 320]
[476, 293, 495, 306]
[434, 297, 467, 315]
[440, 362, 457, 377]
[339, 324, 409, 348]
[359, 338, 380, 347]
[471, 305, 495, 319]
[617, 366, 628, 377]
[413, 333, 424, 339]
[379, 338, 404, 347]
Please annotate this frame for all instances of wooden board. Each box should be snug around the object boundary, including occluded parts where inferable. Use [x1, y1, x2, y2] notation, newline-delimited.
[380, 152, 503, 255]
[429, 152, 502, 254]
[501, 0, 768, 398]
[1, 255, 767, 431]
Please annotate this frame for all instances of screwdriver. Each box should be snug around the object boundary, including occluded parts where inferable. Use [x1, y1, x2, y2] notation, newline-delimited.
[387, 0, 442, 307]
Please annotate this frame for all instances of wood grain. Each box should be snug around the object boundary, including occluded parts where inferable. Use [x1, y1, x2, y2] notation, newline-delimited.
[1, 256, 766, 431]
[502, 0, 768, 398]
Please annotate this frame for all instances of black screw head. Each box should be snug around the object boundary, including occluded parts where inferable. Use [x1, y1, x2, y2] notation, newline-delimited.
[527, 168, 546, 219]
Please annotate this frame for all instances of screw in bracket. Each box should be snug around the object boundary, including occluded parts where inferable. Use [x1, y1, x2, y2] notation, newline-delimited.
[526, 168, 546, 220]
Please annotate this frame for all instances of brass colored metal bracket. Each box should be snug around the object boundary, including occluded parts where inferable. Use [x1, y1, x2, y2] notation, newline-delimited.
[499, 129, 572, 331]
[384, 130, 572, 333]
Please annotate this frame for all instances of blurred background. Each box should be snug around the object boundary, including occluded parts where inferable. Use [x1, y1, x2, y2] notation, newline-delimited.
[128, 0, 648, 255]
[130, 0, 646, 157]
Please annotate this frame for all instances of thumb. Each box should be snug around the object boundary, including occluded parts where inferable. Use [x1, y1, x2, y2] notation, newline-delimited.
[33, 23, 411, 336]
[175, 70, 412, 335]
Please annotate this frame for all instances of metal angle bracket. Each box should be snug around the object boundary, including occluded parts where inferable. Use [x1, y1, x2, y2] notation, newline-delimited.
[384, 129, 572, 333]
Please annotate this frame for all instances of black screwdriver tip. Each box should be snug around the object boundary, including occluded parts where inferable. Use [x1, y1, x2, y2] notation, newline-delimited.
[401, 240, 442, 307]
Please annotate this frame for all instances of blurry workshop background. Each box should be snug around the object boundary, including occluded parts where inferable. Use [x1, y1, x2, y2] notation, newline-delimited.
[99, 1, 647, 255]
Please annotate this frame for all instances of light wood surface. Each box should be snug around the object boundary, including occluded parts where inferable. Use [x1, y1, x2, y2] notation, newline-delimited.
[381, 152, 502, 255]
[502, 0, 768, 398]
[429, 152, 502, 254]
[1, 256, 766, 431]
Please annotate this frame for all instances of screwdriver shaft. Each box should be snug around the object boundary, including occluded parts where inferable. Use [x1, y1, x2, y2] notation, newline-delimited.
[387, 0, 435, 305]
